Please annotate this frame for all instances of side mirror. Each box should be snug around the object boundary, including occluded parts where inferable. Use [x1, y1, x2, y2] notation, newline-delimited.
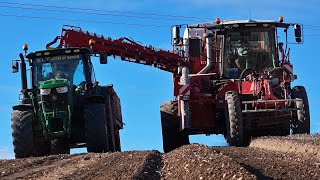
[294, 24, 302, 43]
[99, 53, 108, 64]
[172, 26, 180, 45]
[12, 60, 19, 73]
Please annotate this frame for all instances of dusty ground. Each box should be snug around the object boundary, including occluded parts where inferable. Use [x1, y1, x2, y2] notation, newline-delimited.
[1, 134, 320, 180]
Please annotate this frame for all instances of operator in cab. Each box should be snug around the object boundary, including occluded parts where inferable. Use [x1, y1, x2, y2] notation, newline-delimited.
[235, 38, 252, 70]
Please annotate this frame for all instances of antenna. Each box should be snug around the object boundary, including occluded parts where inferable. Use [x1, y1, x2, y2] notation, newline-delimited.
[249, 8, 252, 20]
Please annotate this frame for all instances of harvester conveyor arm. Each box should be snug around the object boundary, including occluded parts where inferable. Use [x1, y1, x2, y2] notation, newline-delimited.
[46, 25, 188, 73]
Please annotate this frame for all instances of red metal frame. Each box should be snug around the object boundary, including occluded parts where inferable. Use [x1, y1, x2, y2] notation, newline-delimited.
[47, 25, 187, 73]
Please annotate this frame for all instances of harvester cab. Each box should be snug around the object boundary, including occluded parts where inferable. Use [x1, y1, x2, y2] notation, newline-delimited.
[172, 16, 303, 77]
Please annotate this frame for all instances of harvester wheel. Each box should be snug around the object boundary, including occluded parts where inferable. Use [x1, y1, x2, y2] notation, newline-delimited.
[161, 101, 189, 153]
[11, 110, 35, 158]
[84, 103, 109, 153]
[225, 91, 244, 146]
[292, 86, 310, 134]
[51, 139, 70, 154]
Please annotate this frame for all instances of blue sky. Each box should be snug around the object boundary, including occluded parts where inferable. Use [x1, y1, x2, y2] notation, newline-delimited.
[0, 0, 319, 159]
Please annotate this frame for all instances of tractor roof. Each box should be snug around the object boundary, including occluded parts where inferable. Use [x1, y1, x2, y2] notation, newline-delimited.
[26, 47, 91, 59]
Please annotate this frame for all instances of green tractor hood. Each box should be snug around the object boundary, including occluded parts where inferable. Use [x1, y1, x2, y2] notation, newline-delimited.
[39, 79, 68, 89]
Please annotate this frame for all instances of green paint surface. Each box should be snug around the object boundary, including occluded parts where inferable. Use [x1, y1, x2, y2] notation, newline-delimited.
[39, 79, 68, 89]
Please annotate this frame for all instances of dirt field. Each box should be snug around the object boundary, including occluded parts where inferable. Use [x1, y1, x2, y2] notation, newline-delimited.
[1, 134, 320, 180]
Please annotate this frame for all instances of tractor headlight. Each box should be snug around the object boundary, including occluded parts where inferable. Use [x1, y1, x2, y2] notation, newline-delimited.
[56, 86, 68, 93]
[40, 88, 51, 95]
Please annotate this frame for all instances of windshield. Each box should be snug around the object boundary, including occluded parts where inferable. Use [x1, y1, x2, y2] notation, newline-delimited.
[34, 54, 86, 87]
[223, 27, 276, 78]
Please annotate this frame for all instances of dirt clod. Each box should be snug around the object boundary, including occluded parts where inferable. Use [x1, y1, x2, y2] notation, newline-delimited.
[1, 135, 320, 179]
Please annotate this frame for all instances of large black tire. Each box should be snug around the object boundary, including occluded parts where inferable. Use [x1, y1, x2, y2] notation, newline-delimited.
[51, 139, 70, 154]
[161, 101, 189, 153]
[292, 86, 310, 134]
[225, 91, 244, 146]
[11, 110, 35, 158]
[84, 103, 109, 153]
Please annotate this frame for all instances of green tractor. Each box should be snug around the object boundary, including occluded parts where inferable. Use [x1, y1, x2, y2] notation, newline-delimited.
[11, 46, 123, 158]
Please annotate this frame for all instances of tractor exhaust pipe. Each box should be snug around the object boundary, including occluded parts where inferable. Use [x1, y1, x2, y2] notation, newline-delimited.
[19, 53, 28, 91]
[198, 33, 214, 74]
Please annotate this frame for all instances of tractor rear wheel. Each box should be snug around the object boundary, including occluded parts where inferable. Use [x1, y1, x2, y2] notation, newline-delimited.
[292, 86, 310, 134]
[161, 101, 189, 153]
[11, 110, 35, 158]
[225, 91, 244, 146]
[51, 138, 70, 154]
[84, 103, 109, 153]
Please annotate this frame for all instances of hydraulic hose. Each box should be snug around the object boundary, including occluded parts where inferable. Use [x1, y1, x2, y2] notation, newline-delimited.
[268, 67, 291, 75]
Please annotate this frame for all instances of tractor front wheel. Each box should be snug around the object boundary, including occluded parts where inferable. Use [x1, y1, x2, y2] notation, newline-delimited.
[11, 110, 35, 158]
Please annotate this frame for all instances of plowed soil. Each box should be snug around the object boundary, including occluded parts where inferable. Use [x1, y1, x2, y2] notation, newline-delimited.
[1, 134, 320, 180]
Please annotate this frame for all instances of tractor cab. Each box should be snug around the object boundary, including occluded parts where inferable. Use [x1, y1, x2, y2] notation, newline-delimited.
[27, 48, 93, 90]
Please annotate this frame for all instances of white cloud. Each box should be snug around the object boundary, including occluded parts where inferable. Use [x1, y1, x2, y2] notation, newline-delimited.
[0, 147, 14, 160]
